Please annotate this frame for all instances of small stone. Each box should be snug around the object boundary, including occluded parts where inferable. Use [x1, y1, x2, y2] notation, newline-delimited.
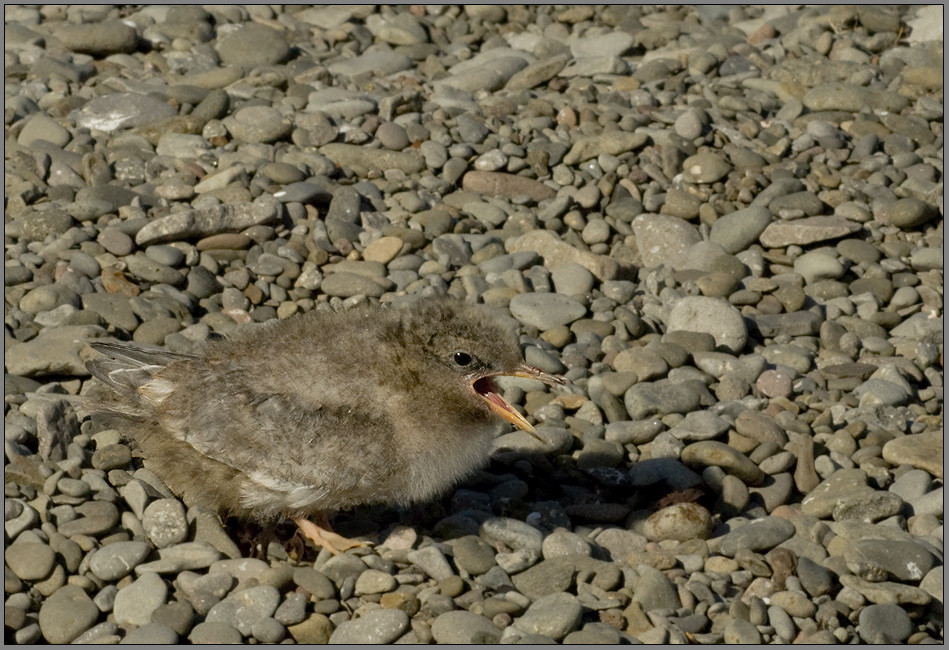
[717, 517, 796, 556]
[462, 171, 556, 202]
[328, 608, 409, 644]
[287, 613, 333, 643]
[89, 541, 152, 581]
[632, 214, 702, 269]
[38, 584, 100, 644]
[5, 542, 56, 581]
[514, 592, 582, 640]
[142, 498, 189, 548]
[857, 604, 913, 642]
[681, 152, 731, 183]
[882, 433, 943, 479]
[113, 572, 168, 626]
[431, 610, 501, 644]
[509, 293, 586, 330]
[205, 585, 281, 636]
[759, 216, 861, 247]
[667, 296, 748, 354]
[631, 565, 682, 612]
[644, 503, 712, 542]
[362, 236, 403, 264]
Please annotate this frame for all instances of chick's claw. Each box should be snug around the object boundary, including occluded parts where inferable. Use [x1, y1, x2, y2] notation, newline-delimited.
[293, 516, 371, 555]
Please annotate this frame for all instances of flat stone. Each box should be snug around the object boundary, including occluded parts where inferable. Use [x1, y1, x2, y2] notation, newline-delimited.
[709, 206, 773, 254]
[206, 585, 281, 636]
[681, 441, 765, 485]
[666, 296, 748, 354]
[508, 230, 619, 281]
[462, 171, 556, 202]
[681, 152, 731, 183]
[135, 198, 281, 246]
[717, 517, 796, 556]
[514, 592, 582, 640]
[5, 542, 56, 581]
[624, 380, 705, 420]
[38, 584, 99, 644]
[431, 610, 501, 644]
[216, 22, 289, 66]
[857, 603, 913, 643]
[89, 541, 152, 581]
[845, 539, 935, 582]
[803, 82, 910, 113]
[759, 216, 861, 247]
[54, 20, 138, 56]
[113, 572, 168, 626]
[563, 131, 648, 165]
[328, 608, 409, 644]
[632, 214, 702, 268]
[882, 433, 943, 479]
[509, 292, 586, 330]
[644, 503, 712, 541]
[321, 143, 425, 176]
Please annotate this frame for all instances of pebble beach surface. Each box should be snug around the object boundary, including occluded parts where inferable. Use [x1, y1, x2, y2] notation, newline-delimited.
[3, 4, 944, 645]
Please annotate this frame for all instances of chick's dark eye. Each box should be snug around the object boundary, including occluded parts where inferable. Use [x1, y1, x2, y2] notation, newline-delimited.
[452, 351, 472, 366]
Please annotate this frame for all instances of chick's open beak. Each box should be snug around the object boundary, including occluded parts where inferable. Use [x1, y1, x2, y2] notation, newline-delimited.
[472, 364, 565, 442]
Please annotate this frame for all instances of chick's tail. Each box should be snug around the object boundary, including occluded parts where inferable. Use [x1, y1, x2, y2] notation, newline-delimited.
[85, 341, 194, 418]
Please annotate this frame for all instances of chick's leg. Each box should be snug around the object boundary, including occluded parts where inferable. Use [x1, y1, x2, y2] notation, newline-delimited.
[292, 514, 369, 555]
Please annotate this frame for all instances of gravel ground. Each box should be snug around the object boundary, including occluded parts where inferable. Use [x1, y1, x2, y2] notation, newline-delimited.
[4, 4, 944, 645]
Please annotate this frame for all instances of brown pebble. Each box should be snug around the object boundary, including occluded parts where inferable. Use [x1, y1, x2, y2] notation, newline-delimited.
[756, 368, 793, 398]
[746, 23, 777, 45]
[101, 266, 140, 297]
[196, 233, 254, 251]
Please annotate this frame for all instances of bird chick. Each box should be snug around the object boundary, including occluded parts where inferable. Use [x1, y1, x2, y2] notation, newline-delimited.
[85, 298, 563, 553]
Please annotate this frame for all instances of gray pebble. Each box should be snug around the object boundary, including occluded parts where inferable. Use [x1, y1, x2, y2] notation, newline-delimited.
[717, 517, 796, 556]
[142, 498, 189, 548]
[328, 608, 409, 644]
[89, 541, 152, 581]
[189, 621, 243, 644]
[431, 610, 501, 643]
[509, 292, 586, 330]
[514, 592, 582, 640]
[120, 623, 178, 644]
[5, 542, 56, 581]
[206, 585, 281, 636]
[857, 603, 913, 642]
[113, 572, 168, 626]
[38, 584, 100, 644]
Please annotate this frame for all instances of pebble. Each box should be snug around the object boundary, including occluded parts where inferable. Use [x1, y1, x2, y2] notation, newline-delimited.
[666, 296, 748, 354]
[38, 584, 99, 644]
[513, 592, 582, 640]
[644, 503, 713, 542]
[122, 623, 179, 644]
[717, 517, 796, 556]
[142, 498, 189, 548]
[509, 292, 586, 330]
[631, 565, 681, 611]
[462, 171, 557, 202]
[882, 433, 943, 479]
[632, 214, 703, 268]
[113, 572, 168, 626]
[431, 610, 501, 644]
[857, 603, 914, 642]
[5, 542, 56, 581]
[205, 585, 281, 636]
[758, 216, 862, 247]
[328, 608, 409, 644]
[709, 206, 772, 254]
[89, 541, 152, 581]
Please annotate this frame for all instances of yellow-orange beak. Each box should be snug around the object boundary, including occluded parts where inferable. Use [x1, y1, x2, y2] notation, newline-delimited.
[471, 364, 565, 443]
